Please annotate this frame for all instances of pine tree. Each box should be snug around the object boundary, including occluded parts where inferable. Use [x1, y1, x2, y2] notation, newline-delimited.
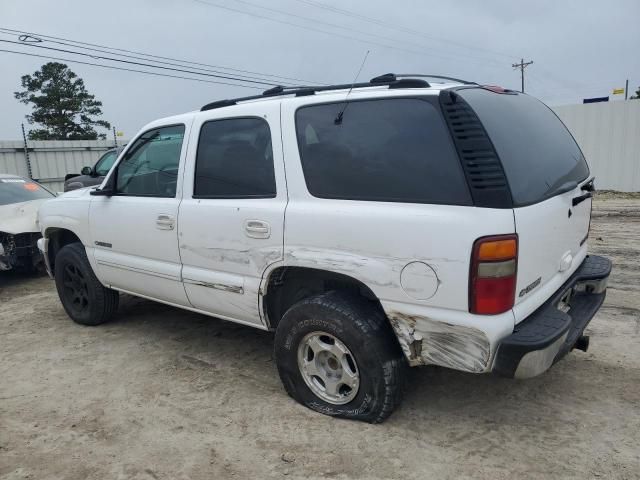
[14, 62, 111, 140]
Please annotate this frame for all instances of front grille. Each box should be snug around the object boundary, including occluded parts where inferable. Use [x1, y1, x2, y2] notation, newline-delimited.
[0, 232, 41, 257]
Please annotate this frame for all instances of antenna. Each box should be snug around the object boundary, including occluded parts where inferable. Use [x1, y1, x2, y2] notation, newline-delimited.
[334, 50, 370, 125]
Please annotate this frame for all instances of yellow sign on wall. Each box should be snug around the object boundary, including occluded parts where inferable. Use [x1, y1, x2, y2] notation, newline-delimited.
[612, 88, 625, 95]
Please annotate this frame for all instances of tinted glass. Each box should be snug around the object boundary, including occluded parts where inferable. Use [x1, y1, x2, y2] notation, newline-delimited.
[295, 98, 471, 205]
[0, 178, 54, 206]
[194, 118, 276, 198]
[116, 125, 184, 197]
[458, 88, 589, 206]
[95, 151, 117, 176]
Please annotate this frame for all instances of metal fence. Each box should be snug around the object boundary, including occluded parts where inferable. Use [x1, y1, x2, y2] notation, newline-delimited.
[1, 101, 639, 192]
[553, 101, 640, 192]
[0, 139, 123, 192]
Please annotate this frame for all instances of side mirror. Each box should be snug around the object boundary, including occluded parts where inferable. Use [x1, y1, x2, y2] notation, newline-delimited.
[90, 173, 116, 197]
[90, 187, 113, 196]
[81, 166, 93, 176]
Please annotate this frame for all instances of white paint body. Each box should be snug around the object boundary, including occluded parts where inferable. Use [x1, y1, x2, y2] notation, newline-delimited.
[37, 85, 592, 374]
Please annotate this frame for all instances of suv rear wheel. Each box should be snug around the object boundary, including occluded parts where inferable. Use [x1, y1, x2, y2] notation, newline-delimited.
[274, 291, 406, 423]
[54, 243, 119, 326]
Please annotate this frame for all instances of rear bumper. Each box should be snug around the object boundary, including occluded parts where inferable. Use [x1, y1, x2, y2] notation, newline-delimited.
[492, 255, 611, 379]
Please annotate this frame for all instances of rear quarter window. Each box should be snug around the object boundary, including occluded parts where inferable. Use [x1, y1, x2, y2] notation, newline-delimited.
[295, 98, 472, 205]
[458, 88, 589, 206]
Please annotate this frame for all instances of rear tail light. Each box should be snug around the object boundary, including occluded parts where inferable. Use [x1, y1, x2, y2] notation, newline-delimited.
[469, 234, 518, 315]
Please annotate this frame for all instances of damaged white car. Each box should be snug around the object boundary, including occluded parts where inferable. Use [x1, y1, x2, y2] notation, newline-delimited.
[0, 174, 55, 271]
[38, 74, 611, 423]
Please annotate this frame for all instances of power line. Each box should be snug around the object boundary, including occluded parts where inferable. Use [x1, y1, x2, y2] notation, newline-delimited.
[227, 0, 506, 65]
[3, 31, 297, 86]
[291, 0, 519, 61]
[0, 48, 263, 89]
[512, 58, 533, 93]
[0, 26, 318, 85]
[0, 38, 281, 87]
[191, 0, 509, 69]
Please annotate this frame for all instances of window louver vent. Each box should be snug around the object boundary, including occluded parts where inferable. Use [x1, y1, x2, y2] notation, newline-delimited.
[440, 90, 513, 209]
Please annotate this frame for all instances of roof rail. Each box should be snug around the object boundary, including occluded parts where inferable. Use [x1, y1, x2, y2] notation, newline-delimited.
[396, 73, 478, 85]
[200, 72, 471, 111]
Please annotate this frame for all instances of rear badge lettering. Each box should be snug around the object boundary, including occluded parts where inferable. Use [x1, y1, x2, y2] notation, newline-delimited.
[519, 277, 541, 298]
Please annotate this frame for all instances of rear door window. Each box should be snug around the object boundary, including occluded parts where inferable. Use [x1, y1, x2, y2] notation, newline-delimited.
[458, 88, 589, 206]
[295, 98, 472, 205]
[194, 118, 276, 198]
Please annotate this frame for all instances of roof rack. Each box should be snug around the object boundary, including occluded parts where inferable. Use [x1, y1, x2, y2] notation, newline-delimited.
[381, 73, 477, 85]
[200, 73, 474, 111]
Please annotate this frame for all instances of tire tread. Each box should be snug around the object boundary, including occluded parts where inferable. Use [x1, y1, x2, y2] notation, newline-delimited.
[55, 243, 119, 326]
[275, 290, 406, 423]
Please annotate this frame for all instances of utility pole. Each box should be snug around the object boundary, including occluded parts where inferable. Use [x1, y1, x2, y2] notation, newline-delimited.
[512, 58, 534, 93]
[21, 123, 33, 179]
[625, 79, 629, 100]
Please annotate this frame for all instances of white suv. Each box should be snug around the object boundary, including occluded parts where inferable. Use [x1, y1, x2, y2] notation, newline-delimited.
[37, 74, 611, 423]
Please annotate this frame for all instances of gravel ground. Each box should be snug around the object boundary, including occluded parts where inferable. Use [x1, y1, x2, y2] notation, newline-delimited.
[1, 198, 639, 480]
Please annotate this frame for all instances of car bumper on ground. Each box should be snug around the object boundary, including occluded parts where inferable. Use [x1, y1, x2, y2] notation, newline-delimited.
[493, 255, 612, 379]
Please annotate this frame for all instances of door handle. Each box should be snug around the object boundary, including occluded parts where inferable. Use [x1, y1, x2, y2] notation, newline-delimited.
[244, 220, 270, 239]
[156, 214, 175, 230]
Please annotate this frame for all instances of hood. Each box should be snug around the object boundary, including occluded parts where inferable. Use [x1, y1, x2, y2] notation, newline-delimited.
[0, 199, 50, 235]
[58, 186, 94, 198]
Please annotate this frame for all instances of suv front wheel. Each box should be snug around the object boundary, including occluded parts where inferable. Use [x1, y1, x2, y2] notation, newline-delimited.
[274, 291, 406, 423]
[54, 243, 119, 326]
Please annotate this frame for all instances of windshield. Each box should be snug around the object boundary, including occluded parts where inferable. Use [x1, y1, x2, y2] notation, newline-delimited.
[95, 150, 118, 176]
[0, 178, 54, 206]
[458, 88, 589, 206]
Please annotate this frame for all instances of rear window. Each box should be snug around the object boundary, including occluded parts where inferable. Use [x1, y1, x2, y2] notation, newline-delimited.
[295, 98, 472, 205]
[0, 178, 54, 206]
[458, 88, 589, 206]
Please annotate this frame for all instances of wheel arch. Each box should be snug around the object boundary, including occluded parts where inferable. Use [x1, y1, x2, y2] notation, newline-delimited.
[261, 265, 383, 330]
[44, 227, 83, 276]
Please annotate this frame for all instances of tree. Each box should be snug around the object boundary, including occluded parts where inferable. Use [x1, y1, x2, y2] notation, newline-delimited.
[630, 86, 640, 100]
[14, 62, 111, 140]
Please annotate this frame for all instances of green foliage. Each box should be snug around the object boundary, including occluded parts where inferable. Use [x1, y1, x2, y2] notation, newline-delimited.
[14, 62, 111, 140]
[630, 86, 640, 100]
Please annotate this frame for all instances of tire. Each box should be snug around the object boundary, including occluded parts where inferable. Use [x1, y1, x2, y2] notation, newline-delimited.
[274, 291, 406, 423]
[54, 243, 119, 326]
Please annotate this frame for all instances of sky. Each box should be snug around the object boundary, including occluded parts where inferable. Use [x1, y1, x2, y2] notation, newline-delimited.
[0, 0, 638, 139]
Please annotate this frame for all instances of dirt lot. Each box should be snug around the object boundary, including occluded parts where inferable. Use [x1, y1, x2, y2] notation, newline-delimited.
[1, 198, 639, 480]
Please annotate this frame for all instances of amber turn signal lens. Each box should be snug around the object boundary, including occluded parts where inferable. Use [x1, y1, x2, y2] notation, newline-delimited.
[477, 239, 517, 261]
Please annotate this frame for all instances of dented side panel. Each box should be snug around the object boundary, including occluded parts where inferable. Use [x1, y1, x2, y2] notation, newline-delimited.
[277, 95, 518, 372]
[384, 301, 515, 372]
[177, 101, 287, 327]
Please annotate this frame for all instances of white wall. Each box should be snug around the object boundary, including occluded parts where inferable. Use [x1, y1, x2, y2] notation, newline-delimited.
[552, 100, 640, 192]
[0, 140, 123, 192]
